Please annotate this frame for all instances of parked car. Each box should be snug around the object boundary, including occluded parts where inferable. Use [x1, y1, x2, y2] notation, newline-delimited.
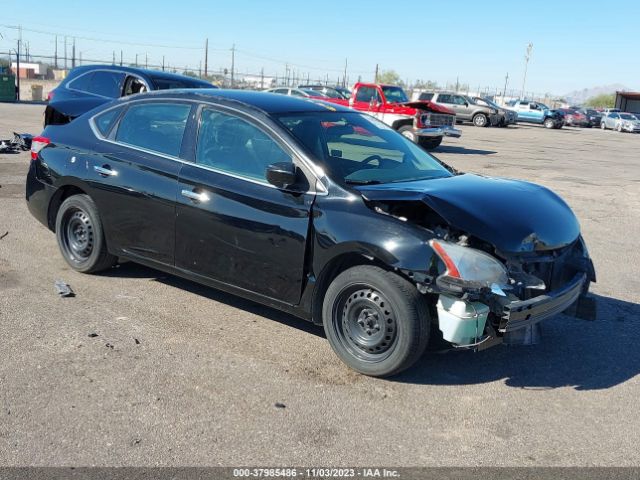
[507, 100, 564, 128]
[601, 108, 621, 116]
[44, 65, 214, 126]
[298, 85, 349, 99]
[577, 108, 602, 127]
[27, 90, 596, 377]
[322, 82, 460, 150]
[601, 112, 640, 132]
[420, 92, 498, 127]
[558, 108, 591, 127]
[471, 97, 517, 127]
[266, 87, 327, 98]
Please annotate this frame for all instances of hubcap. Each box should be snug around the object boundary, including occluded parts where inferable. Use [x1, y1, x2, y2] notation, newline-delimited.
[334, 286, 397, 361]
[62, 208, 94, 262]
[401, 130, 415, 142]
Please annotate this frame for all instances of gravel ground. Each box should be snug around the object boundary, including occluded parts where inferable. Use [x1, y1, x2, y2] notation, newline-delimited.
[0, 103, 639, 467]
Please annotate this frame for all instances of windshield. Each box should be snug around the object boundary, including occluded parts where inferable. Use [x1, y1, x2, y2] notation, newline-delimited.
[620, 113, 637, 120]
[538, 103, 550, 109]
[277, 112, 452, 185]
[381, 86, 408, 103]
[481, 97, 500, 109]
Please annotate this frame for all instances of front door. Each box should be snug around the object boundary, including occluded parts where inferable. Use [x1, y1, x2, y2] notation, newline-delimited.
[175, 107, 314, 304]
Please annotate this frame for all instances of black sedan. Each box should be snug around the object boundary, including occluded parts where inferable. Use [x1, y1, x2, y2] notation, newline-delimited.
[44, 65, 214, 126]
[27, 90, 596, 377]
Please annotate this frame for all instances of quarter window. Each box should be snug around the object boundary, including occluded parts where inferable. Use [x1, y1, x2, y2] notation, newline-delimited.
[94, 106, 124, 137]
[115, 103, 191, 157]
[69, 72, 94, 92]
[196, 109, 292, 182]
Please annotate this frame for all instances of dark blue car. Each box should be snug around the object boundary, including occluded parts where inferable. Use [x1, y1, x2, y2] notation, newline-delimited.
[44, 65, 215, 126]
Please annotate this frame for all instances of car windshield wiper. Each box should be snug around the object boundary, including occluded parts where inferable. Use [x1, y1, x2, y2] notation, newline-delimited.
[344, 179, 383, 185]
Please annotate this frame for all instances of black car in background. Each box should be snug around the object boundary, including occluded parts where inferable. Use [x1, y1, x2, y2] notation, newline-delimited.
[44, 65, 215, 126]
[27, 90, 596, 377]
[577, 108, 603, 127]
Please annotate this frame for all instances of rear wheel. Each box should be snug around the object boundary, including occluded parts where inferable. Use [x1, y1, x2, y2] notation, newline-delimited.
[418, 136, 443, 150]
[55, 194, 117, 273]
[472, 113, 488, 127]
[322, 265, 430, 377]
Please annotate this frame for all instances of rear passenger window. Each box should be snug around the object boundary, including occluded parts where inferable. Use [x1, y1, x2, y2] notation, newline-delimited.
[438, 94, 453, 103]
[419, 93, 434, 101]
[69, 72, 94, 92]
[115, 103, 191, 157]
[94, 106, 124, 137]
[90, 71, 125, 98]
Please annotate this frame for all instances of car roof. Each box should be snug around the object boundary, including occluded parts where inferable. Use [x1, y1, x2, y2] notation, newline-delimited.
[68, 64, 212, 86]
[121, 89, 353, 114]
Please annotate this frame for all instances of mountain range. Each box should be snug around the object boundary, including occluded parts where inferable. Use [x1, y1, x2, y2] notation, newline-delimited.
[563, 84, 629, 105]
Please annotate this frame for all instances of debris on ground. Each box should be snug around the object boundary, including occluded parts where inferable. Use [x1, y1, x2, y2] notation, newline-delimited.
[88, 333, 99, 338]
[105, 343, 114, 349]
[274, 402, 286, 409]
[0, 133, 33, 153]
[0, 231, 8, 240]
[134, 338, 141, 345]
[54, 280, 75, 297]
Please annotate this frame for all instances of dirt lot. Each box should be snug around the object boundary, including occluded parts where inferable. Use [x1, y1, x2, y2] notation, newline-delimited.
[1, 103, 639, 467]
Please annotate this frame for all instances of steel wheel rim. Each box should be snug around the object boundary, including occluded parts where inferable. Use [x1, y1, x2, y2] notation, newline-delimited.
[61, 208, 94, 263]
[332, 285, 398, 362]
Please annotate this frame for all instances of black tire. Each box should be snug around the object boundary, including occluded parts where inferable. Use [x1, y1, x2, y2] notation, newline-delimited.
[397, 125, 417, 143]
[322, 265, 430, 377]
[417, 136, 443, 150]
[55, 194, 117, 273]
[472, 113, 488, 127]
[544, 118, 555, 129]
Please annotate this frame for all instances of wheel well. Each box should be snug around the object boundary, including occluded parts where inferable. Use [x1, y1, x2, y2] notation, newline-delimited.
[392, 119, 413, 130]
[47, 185, 87, 231]
[311, 253, 394, 325]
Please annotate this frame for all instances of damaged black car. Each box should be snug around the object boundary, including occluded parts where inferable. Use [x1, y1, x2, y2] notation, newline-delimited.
[26, 90, 596, 377]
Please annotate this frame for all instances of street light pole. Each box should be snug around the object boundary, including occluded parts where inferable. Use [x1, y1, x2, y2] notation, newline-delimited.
[521, 43, 533, 99]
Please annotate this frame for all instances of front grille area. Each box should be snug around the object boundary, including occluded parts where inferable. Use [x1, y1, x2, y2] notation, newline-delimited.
[422, 113, 455, 127]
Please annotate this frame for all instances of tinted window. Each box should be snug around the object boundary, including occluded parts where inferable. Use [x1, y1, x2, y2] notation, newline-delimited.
[152, 77, 211, 90]
[90, 71, 125, 98]
[196, 109, 292, 182]
[290, 89, 307, 97]
[94, 106, 124, 137]
[355, 86, 379, 103]
[418, 93, 434, 101]
[437, 94, 453, 104]
[452, 95, 467, 105]
[116, 103, 191, 157]
[69, 72, 94, 92]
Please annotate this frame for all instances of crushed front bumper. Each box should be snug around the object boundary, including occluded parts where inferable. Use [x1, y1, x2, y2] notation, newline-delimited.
[414, 126, 462, 138]
[499, 273, 587, 332]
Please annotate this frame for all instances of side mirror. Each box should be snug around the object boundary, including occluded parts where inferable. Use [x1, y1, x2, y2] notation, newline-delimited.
[266, 162, 297, 189]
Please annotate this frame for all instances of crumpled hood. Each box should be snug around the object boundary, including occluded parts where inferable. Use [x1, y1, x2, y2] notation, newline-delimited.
[401, 101, 455, 115]
[357, 173, 580, 253]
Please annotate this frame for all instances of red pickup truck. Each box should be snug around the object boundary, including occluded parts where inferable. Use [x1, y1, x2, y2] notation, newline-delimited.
[323, 82, 461, 149]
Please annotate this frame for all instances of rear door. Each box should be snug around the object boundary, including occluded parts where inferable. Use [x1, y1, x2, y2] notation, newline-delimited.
[88, 100, 194, 265]
[175, 106, 314, 304]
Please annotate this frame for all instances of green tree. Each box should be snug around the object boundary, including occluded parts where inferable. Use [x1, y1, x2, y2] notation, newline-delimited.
[376, 69, 401, 85]
[585, 93, 615, 108]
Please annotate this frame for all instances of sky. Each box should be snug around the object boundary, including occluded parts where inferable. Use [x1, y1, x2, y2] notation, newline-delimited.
[0, 0, 638, 95]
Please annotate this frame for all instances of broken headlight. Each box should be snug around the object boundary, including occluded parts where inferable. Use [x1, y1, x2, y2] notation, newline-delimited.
[430, 240, 509, 293]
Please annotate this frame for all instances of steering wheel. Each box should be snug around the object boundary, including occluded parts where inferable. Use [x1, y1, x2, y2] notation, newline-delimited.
[363, 154, 383, 166]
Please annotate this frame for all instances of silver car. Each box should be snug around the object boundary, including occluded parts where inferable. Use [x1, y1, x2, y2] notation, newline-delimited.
[473, 97, 518, 127]
[601, 112, 640, 133]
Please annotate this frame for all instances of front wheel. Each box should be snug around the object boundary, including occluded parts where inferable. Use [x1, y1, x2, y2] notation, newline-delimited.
[55, 194, 117, 273]
[544, 118, 555, 129]
[322, 265, 430, 377]
[397, 125, 417, 143]
[616, 123, 623, 132]
[601, 122, 606, 130]
[472, 113, 488, 127]
[418, 136, 443, 150]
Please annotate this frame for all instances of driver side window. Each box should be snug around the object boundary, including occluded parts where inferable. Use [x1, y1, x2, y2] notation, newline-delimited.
[196, 109, 292, 182]
[355, 87, 380, 103]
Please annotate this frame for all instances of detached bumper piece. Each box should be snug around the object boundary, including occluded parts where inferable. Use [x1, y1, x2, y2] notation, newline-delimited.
[500, 273, 586, 333]
[414, 126, 462, 138]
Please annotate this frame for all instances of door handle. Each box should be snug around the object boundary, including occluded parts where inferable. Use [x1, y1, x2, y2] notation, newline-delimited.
[181, 189, 209, 202]
[94, 165, 117, 176]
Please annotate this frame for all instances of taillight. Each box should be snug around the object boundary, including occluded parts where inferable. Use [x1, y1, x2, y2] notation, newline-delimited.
[31, 136, 50, 160]
[46, 91, 54, 102]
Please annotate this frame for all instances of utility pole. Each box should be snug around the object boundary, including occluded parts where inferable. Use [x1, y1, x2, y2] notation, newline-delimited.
[54, 36, 58, 69]
[374, 64, 379, 83]
[72, 37, 76, 68]
[112, 51, 115, 65]
[455, 76, 459, 92]
[521, 43, 533, 99]
[502, 72, 509, 100]
[64, 36, 68, 70]
[260, 67, 264, 89]
[230, 44, 235, 88]
[16, 34, 21, 101]
[120, 50, 123, 67]
[145, 53, 148, 69]
[204, 38, 208, 77]
[162, 56, 165, 71]
[135, 53, 138, 67]
[343, 58, 348, 88]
